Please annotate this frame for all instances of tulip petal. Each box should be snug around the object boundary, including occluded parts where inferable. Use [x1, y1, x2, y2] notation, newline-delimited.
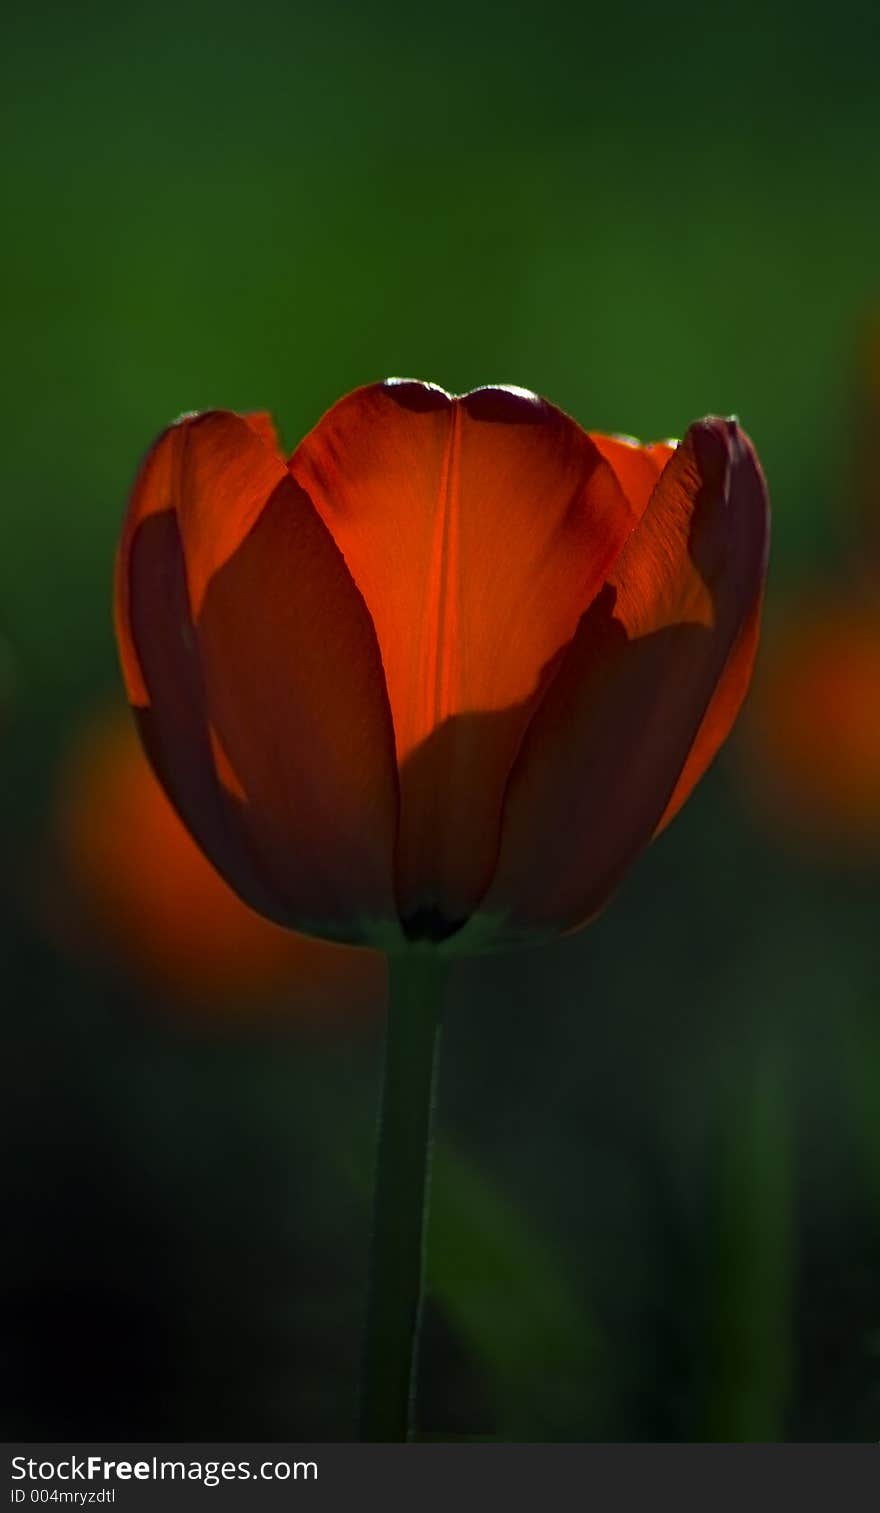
[169, 409, 291, 616]
[122, 504, 293, 928]
[655, 589, 763, 834]
[115, 418, 180, 709]
[117, 415, 402, 947]
[291, 380, 635, 933]
[194, 474, 402, 946]
[471, 418, 769, 942]
[588, 433, 675, 517]
[587, 431, 764, 842]
[243, 409, 284, 454]
[115, 410, 287, 703]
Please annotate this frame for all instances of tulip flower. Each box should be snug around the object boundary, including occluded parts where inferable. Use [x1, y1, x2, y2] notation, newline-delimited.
[48, 706, 386, 1018]
[116, 382, 768, 952]
[115, 379, 769, 1439]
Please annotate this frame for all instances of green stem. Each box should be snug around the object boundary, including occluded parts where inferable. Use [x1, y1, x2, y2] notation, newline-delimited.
[359, 952, 447, 1441]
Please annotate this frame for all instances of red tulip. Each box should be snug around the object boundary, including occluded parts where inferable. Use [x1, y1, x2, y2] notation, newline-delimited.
[49, 705, 385, 1016]
[115, 380, 769, 953]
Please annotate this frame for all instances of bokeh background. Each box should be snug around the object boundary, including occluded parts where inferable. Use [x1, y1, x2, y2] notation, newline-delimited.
[4, 0, 880, 1442]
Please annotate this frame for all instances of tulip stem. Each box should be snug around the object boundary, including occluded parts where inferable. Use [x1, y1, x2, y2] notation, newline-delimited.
[359, 952, 447, 1442]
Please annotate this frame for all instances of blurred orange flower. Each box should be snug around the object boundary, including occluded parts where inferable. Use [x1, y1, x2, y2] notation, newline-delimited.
[737, 313, 880, 860]
[740, 595, 880, 857]
[51, 706, 386, 1016]
[115, 382, 769, 953]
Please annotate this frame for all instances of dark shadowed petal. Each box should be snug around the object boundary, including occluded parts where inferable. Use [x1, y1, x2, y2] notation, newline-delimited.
[122, 506, 293, 927]
[655, 589, 763, 834]
[291, 380, 635, 936]
[466, 419, 769, 943]
[116, 418, 180, 708]
[589, 429, 762, 841]
[194, 475, 402, 946]
[590, 431, 765, 837]
[116, 414, 402, 948]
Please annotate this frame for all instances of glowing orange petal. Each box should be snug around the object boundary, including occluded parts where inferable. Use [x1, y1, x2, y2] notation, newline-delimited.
[115, 410, 286, 703]
[243, 409, 283, 454]
[588, 433, 675, 517]
[474, 418, 769, 941]
[174, 411, 289, 614]
[291, 380, 635, 934]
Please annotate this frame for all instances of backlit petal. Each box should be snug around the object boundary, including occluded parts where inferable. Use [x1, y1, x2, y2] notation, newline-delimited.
[291, 380, 635, 933]
[473, 419, 769, 942]
[588, 433, 675, 517]
[115, 410, 286, 702]
[170, 409, 289, 615]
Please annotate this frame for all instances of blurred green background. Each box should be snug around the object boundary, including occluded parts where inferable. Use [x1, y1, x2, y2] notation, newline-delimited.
[3, 0, 880, 1441]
